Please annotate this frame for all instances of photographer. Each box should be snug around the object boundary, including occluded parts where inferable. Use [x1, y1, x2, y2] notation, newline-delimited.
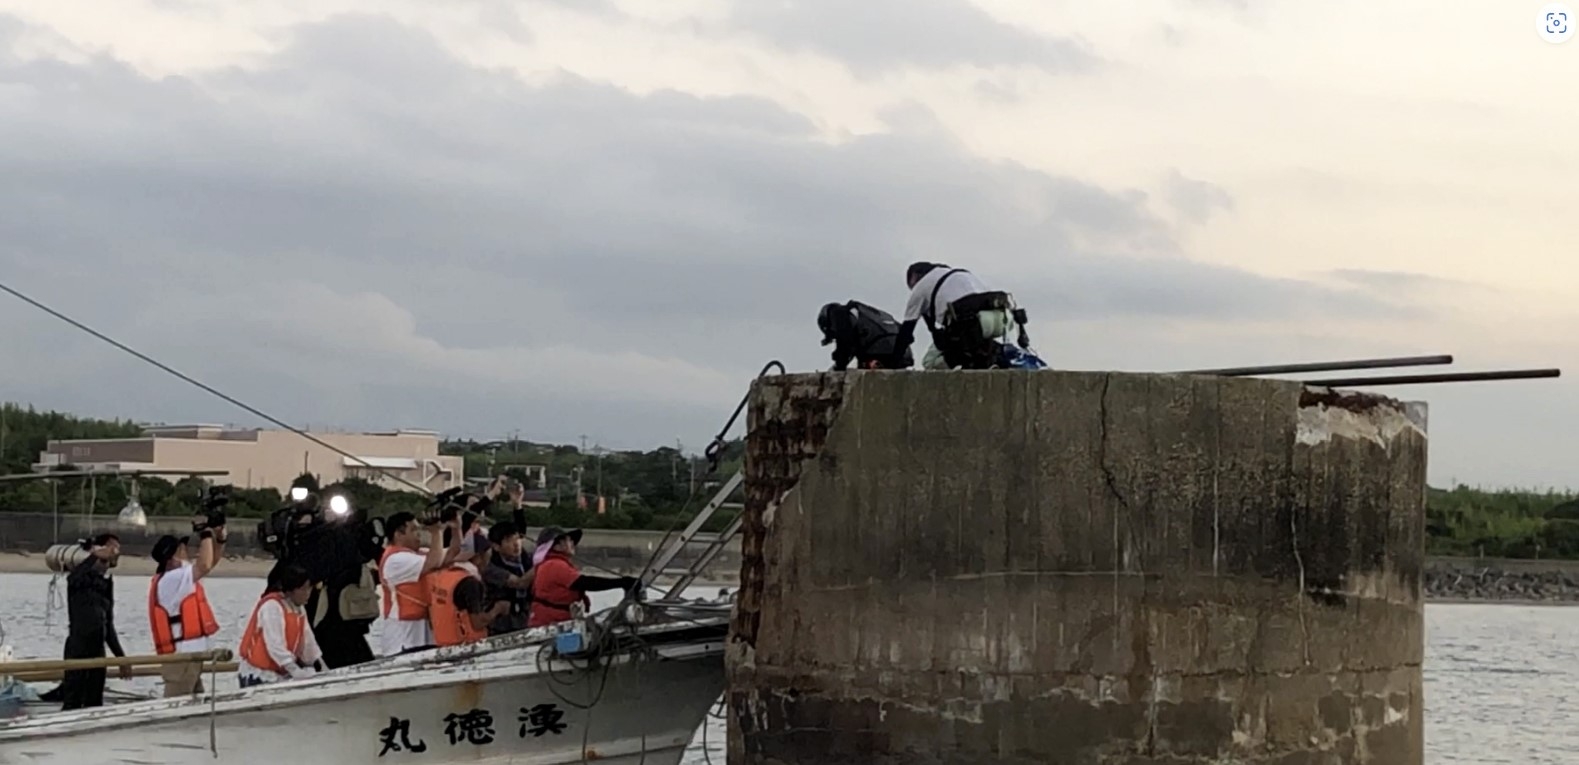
[148, 493, 227, 698]
[259, 489, 383, 669]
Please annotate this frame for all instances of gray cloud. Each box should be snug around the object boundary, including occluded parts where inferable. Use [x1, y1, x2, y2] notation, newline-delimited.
[1164, 169, 1234, 224]
[1325, 269, 1490, 294]
[0, 12, 1430, 451]
[722, 0, 1098, 74]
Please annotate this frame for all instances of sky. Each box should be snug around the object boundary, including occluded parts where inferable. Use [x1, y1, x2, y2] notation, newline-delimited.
[0, 0, 1574, 489]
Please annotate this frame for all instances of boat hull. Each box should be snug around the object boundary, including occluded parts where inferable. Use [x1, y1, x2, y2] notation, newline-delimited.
[1, 624, 725, 765]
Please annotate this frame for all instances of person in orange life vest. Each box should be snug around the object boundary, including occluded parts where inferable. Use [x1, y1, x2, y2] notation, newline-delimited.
[528, 527, 639, 629]
[238, 563, 324, 688]
[428, 531, 511, 647]
[149, 522, 225, 698]
[377, 511, 458, 656]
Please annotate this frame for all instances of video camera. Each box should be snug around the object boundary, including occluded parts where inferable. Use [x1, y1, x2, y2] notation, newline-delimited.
[193, 486, 230, 534]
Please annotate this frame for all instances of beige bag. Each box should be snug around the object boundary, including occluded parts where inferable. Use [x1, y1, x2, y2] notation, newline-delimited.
[336, 563, 381, 622]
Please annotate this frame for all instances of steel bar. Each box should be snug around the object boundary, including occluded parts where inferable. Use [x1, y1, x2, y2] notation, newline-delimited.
[1297, 368, 1561, 387]
[1177, 354, 1454, 377]
[0, 649, 233, 674]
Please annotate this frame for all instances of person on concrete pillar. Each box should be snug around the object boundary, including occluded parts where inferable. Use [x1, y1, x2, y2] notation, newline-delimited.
[894, 262, 1035, 370]
[528, 527, 640, 628]
[817, 300, 914, 371]
[148, 517, 225, 698]
[41, 534, 131, 710]
[237, 563, 324, 688]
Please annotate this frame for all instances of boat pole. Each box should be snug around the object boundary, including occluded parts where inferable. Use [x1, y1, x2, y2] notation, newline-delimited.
[0, 649, 233, 675]
[9, 662, 238, 683]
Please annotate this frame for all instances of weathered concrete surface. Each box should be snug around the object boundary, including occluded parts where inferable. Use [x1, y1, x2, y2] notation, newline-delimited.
[726, 371, 1427, 764]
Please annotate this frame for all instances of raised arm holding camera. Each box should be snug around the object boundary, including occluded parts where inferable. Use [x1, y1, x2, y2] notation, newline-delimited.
[148, 488, 229, 698]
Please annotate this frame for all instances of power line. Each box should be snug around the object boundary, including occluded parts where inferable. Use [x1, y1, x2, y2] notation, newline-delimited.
[0, 280, 433, 495]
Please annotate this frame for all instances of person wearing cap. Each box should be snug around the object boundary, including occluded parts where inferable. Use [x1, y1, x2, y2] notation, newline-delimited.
[237, 563, 324, 687]
[427, 529, 511, 647]
[148, 516, 226, 697]
[528, 527, 639, 628]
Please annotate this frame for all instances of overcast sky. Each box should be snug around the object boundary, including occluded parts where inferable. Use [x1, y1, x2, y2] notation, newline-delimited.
[0, 1, 1574, 489]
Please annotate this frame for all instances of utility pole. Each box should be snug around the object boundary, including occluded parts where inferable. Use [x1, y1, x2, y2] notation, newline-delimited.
[579, 434, 588, 454]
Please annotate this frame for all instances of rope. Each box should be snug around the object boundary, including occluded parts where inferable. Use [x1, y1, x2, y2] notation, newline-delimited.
[636, 360, 784, 583]
[0, 280, 435, 496]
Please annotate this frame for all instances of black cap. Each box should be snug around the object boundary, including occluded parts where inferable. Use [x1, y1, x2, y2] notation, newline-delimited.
[151, 534, 188, 565]
[535, 526, 582, 547]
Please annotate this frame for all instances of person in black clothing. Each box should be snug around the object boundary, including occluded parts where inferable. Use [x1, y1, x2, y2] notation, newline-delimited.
[43, 534, 130, 710]
[482, 521, 533, 635]
[817, 300, 914, 371]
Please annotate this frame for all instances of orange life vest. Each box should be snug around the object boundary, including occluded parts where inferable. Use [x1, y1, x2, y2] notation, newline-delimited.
[379, 546, 431, 621]
[528, 553, 589, 628]
[237, 593, 307, 676]
[148, 569, 220, 655]
[427, 567, 483, 647]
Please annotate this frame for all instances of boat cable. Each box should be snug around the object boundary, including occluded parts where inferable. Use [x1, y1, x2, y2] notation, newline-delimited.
[0, 280, 437, 496]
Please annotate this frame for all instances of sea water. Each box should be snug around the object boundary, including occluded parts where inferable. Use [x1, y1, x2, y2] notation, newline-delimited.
[1, 573, 1574, 763]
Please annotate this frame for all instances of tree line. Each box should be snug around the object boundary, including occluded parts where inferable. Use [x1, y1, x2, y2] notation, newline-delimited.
[4, 402, 1577, 553]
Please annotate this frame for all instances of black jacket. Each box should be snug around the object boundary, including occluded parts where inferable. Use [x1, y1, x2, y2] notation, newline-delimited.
[823, 301, 913, 370]
[65, 556, 124, 658]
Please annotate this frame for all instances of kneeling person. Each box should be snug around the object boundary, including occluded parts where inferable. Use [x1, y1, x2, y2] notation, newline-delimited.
[817, 300, 914, 371]
[238, 564, 324, 687]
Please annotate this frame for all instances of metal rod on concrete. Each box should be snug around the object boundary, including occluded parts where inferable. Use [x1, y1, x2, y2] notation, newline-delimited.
[1298, 368, 1561, 387]
[1177, 354, 1454, 377]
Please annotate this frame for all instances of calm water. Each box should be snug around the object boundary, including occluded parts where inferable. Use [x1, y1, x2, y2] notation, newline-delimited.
[2, 572, 1575, 763]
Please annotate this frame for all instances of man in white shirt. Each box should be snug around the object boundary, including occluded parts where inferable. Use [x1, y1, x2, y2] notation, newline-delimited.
[897, 262, 1032, 370]
[149, 522, 225, 697]
[238, 564, 324, 687]
[377, 512, 454, 656]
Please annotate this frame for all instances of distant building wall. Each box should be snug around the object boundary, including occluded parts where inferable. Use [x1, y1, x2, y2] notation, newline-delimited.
[39, 427, 464, 495]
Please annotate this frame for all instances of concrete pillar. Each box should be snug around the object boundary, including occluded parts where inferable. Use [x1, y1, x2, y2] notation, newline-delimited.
[725, 371, 1426, 764]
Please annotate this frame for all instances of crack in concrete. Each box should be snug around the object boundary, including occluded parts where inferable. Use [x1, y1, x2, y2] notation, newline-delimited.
[1291, 510, 1313, 667]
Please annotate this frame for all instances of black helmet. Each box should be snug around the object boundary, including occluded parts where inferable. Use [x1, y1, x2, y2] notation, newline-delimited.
[817, 302, 844, 346]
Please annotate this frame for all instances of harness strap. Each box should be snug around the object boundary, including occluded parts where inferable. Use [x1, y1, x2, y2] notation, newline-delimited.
[923, 268, 965, 334]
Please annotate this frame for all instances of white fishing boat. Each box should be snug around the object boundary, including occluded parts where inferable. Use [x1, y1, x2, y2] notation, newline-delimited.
[0, 598, 731, 765]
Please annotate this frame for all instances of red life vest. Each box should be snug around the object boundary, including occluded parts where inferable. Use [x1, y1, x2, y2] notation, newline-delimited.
[238, 593, 307, 676]
[427, 568, 483, 647]
[379, 546, 431, 621]
[148, 569, 219, 655]
[528, 553, 589, 628]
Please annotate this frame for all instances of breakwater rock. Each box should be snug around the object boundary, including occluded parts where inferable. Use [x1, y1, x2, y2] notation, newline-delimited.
[1426, 557, 1579, 603]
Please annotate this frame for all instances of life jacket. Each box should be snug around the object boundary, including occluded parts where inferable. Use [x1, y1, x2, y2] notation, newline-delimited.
[528, 553, 588, 628]
[237, 593, 307, 676]
[427, 567, 483, 647]
[379, 546, 431, 622]
[147, 569, 219, 655]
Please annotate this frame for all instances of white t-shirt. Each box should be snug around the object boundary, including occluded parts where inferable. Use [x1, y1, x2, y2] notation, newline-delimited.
[904, 267, 989, 325]
[379, 549, 434, 656]
[155, 562, 212, 653]
[238, 598, 324, 683]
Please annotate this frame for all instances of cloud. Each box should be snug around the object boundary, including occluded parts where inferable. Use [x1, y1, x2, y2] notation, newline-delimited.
[0, 12, 1428, 451]
[1164, 169, 1234, 224]
[721, 0, 1098, 75]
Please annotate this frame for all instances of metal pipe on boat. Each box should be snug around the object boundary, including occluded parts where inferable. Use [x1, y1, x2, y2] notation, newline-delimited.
[1175, 354, 1454, 377]
[0, 649, 234, 675]
[9, 662, 238, 683]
